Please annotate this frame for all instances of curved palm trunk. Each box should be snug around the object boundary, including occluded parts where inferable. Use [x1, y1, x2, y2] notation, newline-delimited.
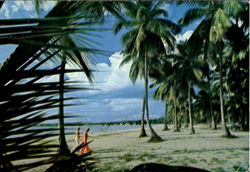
[58, 58, 70, 155]
[219, 46, 231, 137]
[163, 102, 169, 131]
[188, 82, 195, 134]
[139, 96, 147, 137]
[144, 54, 162, 142]
[173, 97, 180, 132]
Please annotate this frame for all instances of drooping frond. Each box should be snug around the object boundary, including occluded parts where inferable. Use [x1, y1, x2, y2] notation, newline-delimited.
[178, 8, 208, 26]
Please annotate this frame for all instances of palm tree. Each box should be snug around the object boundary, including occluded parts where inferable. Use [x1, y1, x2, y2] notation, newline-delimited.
[115, 1, 179, 141]
[151, 66, 181, 132]
[168, 41, 205, 134]
[32, 1, 125, 154]
[195, 90, 217, 129]
[163, 102, 170, 131]
[222, 3, 249, 131]
[152, 76, 170, 131]
[179, 0, 246, 137]
[151, 59, 183, 132]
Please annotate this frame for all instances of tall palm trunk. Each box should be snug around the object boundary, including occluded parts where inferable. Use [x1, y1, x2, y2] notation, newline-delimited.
[188, 82, 195, 134]
[139, 96, 147, 137]
[218, 44, 231, 137]
[208, 77, 217, 130]
[163, 102, 169, 131]
[205, 35, 216, 130]
[144, 53, 162, 142]
[184, 104, 188, 128]
[173, 97, 180, 132]
[178, 108, 182, 129]
[58, 58, 70, 155]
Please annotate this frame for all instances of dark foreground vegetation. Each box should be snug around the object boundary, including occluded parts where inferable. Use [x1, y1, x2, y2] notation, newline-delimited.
[0, 1, 248, 171]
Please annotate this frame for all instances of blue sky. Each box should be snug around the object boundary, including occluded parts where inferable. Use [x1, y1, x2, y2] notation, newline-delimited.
[0, 1, 197, 123]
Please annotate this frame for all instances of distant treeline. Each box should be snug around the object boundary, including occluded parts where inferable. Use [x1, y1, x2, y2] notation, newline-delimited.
[39, 117, 165, 127]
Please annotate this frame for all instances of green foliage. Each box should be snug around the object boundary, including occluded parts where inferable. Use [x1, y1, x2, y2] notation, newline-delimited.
[120, 153, 134, 162]
[176, 0, 249, 133]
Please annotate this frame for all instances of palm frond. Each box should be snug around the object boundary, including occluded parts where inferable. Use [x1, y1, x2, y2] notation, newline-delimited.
[178, 8, 207, 26]
[0, 1, 102, 171]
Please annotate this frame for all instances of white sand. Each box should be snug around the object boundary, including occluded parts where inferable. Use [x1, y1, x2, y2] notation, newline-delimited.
[81, 124, 249, 171]
[15, 124, 249, 172]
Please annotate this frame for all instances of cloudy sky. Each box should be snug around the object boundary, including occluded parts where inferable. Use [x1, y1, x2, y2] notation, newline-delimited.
[0, 1, 196, 123]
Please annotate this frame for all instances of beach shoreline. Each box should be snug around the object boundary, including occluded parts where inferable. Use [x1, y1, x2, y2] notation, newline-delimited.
[77, 124, 249, 172]
[16, 124, 249, 172]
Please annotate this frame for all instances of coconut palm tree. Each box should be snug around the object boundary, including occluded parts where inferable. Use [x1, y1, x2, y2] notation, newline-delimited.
[151, 66, 181, 132]
[178, 0, 247, 137]
[31, 1, 125, 154]
[152, 77, 169, 131]
[114, 1, 179, 141]
[222, 3, 249, 131]
[195, 90, 217, 129]
[169, 41, 206, 134]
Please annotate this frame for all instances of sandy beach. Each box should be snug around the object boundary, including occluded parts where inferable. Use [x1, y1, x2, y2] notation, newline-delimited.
[16, 124, 248, 172]
[70, 124, 249, 172]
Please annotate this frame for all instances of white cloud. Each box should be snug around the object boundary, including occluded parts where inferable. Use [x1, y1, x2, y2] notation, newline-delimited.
[175, 30, 194, 43]
[2, 3, 10, 18]
[103, 52, 141, 91]
[42, 1, 56, 11]
[14, 1, 33, 12]
[162, 30, 194, 52]
[108, 98, 142, 111]
[161, 3, 170, 10]
[11, 5, 19, 12]
[66, 52, 143, 92]
[34, 52, 164, 122]
[71, 97, 164, 122]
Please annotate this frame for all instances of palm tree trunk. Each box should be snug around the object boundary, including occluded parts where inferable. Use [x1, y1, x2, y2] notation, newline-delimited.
[139, 96, 147, 137]
[163, 102, 169, 131]
[173, 97, 180, 132]
[178, 109, 182, 129]
[188, 82, 195, 134]
[208, 77, 217, 130]
[144, 53, 162, 142]
[171, 108, 174, 126]
[184, 104, 188, 128]
[205, 33, 216, 130]
[58, 58, 70, 155]
[219, 45, 231, 137]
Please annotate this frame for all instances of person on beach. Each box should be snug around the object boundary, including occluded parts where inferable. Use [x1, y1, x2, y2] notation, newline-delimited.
[80, 128, 92, 154]
[75, 127, 80, 147]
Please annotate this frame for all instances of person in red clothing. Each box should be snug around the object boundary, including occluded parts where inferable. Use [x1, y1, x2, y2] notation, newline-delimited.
[80, 128, 92, 154]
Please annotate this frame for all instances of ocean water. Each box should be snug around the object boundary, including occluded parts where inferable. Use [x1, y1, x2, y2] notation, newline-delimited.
[80, 124, 140, 135]
[34, 124, 141, 135]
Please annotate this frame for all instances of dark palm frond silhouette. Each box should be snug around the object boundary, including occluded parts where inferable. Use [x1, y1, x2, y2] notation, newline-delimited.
[0, 1, 112, 171]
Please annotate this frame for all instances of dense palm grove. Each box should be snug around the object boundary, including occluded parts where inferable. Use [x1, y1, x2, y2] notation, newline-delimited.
[0, 1, 248, 171]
